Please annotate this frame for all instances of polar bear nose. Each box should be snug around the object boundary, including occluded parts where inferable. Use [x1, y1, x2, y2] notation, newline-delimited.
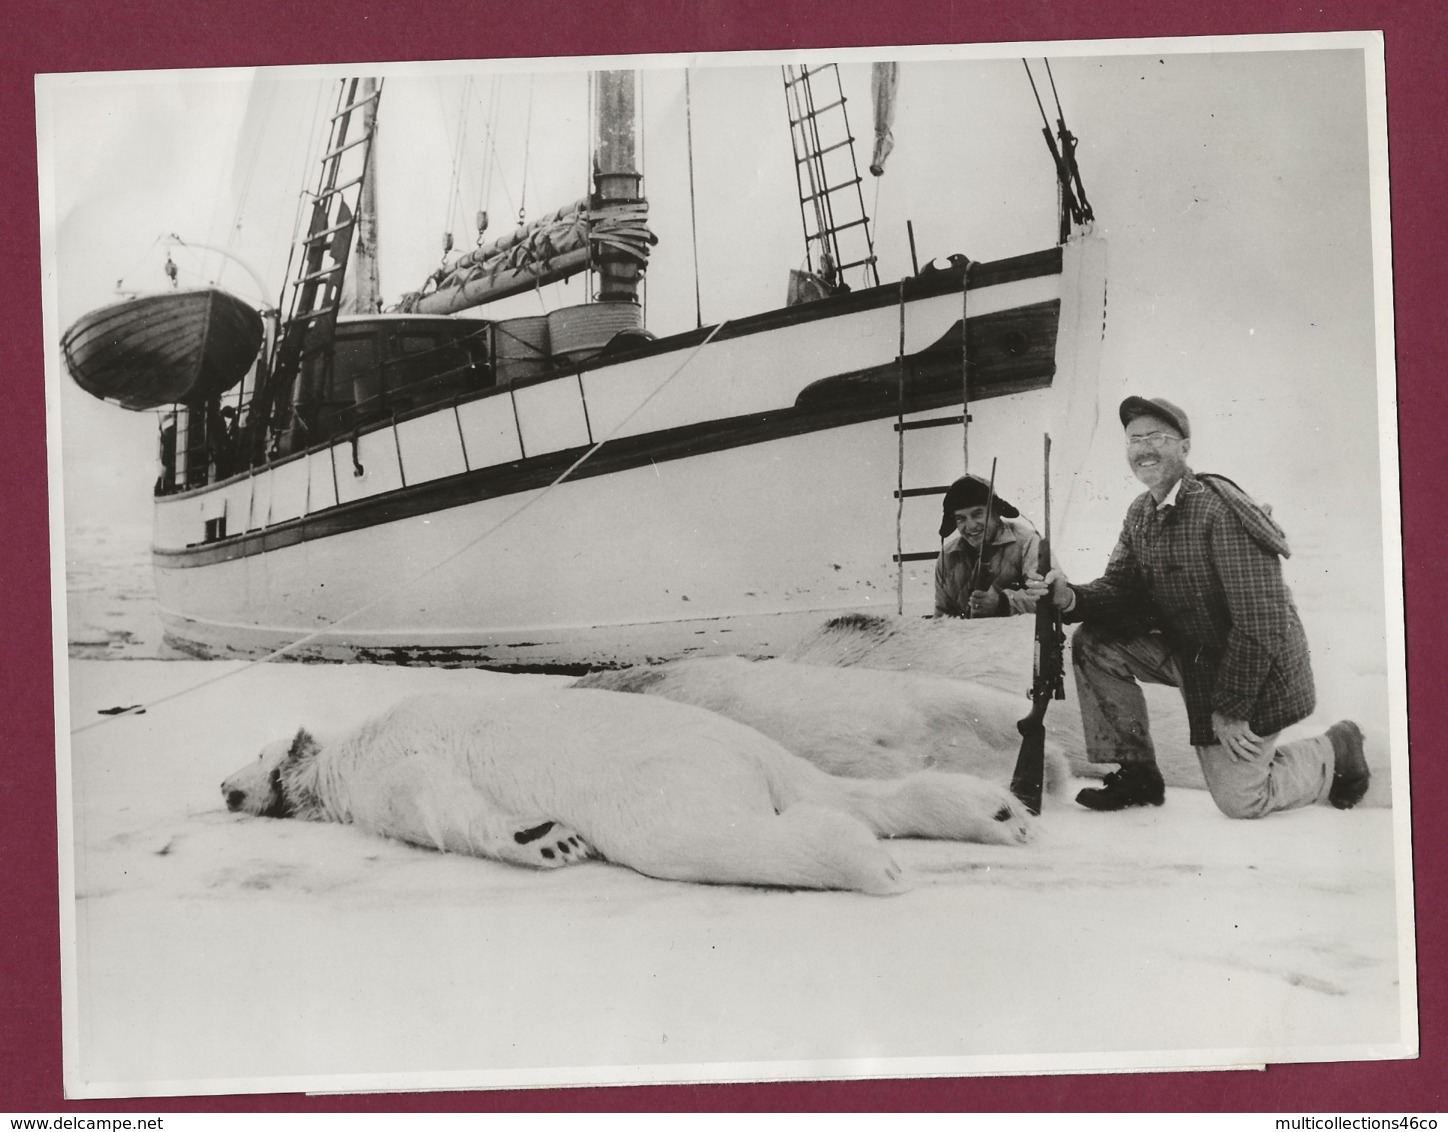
[225, 788, 246, 811]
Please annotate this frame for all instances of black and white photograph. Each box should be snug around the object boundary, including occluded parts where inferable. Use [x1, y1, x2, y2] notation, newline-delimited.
[38, 33, 1414, 1099]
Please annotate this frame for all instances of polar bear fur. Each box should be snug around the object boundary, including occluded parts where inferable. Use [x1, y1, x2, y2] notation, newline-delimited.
[782, 611, 1028, 676]
[221, 689, 1034, 894]
[575, 652, 1072, 796]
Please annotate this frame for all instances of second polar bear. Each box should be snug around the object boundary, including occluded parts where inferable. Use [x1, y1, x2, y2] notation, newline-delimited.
[576, 653, 1072, 795]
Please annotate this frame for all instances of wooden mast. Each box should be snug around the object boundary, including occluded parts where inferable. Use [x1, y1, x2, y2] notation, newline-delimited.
[592, 69, 642, 305]
[351, 77, 383, 314]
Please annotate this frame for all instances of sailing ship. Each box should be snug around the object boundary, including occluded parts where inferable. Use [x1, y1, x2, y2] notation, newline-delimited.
[63, 61, 1107, 669]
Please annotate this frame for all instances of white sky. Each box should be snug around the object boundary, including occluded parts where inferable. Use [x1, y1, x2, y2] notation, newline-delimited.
[38, 37, 1389, 588]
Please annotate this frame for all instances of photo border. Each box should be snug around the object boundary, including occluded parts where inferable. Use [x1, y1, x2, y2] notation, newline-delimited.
[5, 0, 1441, 1113]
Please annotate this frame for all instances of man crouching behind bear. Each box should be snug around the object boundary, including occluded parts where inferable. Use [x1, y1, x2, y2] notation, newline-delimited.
[222, 689, 1034, 894]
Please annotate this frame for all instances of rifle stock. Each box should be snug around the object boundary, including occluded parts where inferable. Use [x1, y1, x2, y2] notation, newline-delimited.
[1011, 435, 1066, 815]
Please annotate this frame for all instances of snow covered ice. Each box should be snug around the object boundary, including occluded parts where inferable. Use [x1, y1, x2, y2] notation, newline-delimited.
[60, 655, 1413, 1098]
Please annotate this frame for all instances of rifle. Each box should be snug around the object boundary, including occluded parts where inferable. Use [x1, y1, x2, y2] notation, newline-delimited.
[1011, 434, 1066, 815]
[965, 456, 998, 618]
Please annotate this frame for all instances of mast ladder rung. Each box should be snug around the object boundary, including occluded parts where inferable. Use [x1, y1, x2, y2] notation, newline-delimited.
[800, 176, 862, 204]
[893, 552, 942, 563]
[794, 137, 856, 162]
[894, 486, 950, 499]
[817, 216, 871, 237]
[296, 263, 345, 285]
[320, 134, 372, 163]
[782, 60, 879, 293]
[783, 64, 833, 88]
[895, 415, 969, 433]
[308, 176, 366, 203]
[787, 97, 847, 125]
[330, 89, 381, 121]
[303, 219, 359, 245]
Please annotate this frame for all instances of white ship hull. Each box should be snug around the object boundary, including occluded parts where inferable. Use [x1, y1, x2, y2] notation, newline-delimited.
[153, 240, 1106, 668]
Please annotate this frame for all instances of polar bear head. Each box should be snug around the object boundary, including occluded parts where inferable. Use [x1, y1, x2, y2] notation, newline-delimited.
[222, 729, 322, 819]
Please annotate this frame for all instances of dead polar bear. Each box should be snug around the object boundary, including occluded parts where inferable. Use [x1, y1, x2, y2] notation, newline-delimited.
[575, 654, 1072, 795]
[221, 688, 1034, 894]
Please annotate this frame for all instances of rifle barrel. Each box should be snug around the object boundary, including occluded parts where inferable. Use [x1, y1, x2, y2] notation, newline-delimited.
[1011, 432, 1058, 814]
[967, 457, 998, 616]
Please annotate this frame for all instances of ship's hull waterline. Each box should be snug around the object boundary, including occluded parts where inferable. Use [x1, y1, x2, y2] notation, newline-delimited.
[153, 241, 1107, 668]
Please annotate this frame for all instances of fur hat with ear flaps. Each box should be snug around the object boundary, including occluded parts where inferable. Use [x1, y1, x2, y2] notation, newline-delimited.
[939, 474, 1020, 538]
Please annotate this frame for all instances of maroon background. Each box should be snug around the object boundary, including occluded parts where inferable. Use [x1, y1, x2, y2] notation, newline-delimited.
[2, 0, 1441, 1113]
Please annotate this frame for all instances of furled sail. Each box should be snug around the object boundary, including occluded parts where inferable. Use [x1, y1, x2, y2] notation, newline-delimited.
[869, 62, 899, 176]
[398, 198, 654, 315]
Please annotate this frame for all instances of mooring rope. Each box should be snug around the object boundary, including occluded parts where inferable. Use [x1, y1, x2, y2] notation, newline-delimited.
[71, 318, 732, 735]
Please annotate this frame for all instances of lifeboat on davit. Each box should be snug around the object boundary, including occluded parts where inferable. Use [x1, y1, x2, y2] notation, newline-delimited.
[60, 287, 264, 411]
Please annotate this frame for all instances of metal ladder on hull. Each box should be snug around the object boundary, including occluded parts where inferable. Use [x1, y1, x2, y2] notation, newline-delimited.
[252, 77, 382, 459]
[781, 64, 880, 291]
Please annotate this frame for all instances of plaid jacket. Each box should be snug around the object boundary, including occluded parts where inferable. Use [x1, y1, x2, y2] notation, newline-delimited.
[1066, 470, 1316, 746]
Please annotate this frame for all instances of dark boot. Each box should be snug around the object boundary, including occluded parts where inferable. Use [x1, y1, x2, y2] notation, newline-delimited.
[1075, 762, 1165, 811]
[1327, 721, 1370, 810]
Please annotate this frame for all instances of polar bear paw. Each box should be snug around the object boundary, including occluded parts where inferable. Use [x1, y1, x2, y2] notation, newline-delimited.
[885, 774, 1036, 846]
[785, 804, 912, 895]
[511, 820, 600, 867]
[858, 849, 910, 895]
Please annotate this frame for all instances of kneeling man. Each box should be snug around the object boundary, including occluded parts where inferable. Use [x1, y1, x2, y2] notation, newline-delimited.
[1031, 396, 1368, 818]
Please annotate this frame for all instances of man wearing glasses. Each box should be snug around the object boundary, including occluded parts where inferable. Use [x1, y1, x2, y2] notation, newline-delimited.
[1029, 396, 1369, 817]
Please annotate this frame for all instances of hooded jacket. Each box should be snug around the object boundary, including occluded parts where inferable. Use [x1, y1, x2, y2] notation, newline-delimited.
[1065, 469, 1315, 746]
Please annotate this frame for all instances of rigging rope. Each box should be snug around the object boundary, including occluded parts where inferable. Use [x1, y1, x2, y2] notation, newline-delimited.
[480, 124, 519, 240]
[1044, 58, 1067, 121]
[871, 175, 883, 269]
[442, 76, 474, 258]
[797, 69, 832, 271]
[222, 78, 275, 291]
[1046, 59, 1094, 228]
[71, 318, 733, 736]
[269, 79, 333, 343]
[111, 235, 168, 296]
[1022, 59, 1051, 132]
[587, 70, 596, 207]
[684, 70, 703, 329]
[637, 69, 647, 323]
[474, 76, 502, 243]
[1021, 58, 1094, 240]
[518, 74, 535, 226]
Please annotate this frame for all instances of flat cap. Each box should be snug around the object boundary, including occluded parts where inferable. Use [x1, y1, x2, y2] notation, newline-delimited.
[1119, 396, 1190, 439]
